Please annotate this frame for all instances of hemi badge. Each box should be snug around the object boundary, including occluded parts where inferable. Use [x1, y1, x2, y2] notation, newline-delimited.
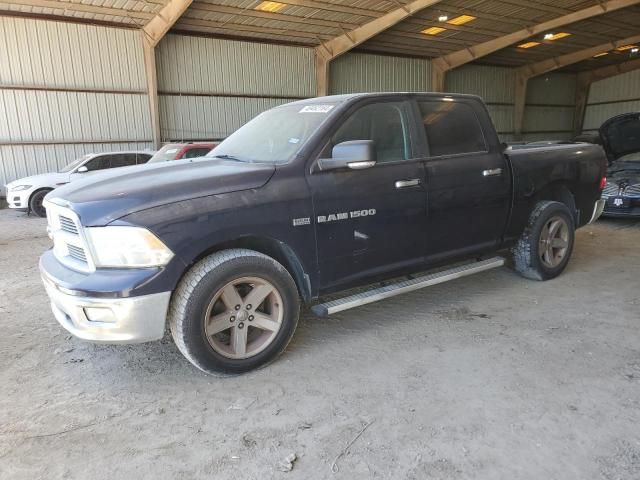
[293, 217, 311, 227]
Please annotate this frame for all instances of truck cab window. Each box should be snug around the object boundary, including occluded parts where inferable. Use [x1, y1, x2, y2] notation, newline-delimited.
[419, 101, 486, 157]
[329, 102, 410, 163]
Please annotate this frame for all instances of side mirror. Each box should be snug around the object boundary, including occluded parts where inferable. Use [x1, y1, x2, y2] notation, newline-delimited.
[76, 166, 88, 173]
[318, 140, 376, 172]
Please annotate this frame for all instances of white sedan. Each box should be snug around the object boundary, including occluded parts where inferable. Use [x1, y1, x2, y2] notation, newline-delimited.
[4, 151, 153, 217]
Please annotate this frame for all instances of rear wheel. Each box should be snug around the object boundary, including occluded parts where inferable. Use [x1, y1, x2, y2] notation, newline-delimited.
[168, 249, 300, 375]
[29, 189, 51, 217]
[512, 201, 575, 281]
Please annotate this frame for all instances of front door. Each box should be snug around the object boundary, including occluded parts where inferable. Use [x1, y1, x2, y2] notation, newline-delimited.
[307, 100, 428, 292]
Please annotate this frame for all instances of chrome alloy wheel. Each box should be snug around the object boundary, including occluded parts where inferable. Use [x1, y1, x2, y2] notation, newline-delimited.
[538, 215, 570, 269]
[204, 276, 284, 359]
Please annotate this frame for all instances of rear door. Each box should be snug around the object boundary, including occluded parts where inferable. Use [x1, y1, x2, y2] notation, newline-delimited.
[307, 98, 428, 291]
[416, 97, 510, 262]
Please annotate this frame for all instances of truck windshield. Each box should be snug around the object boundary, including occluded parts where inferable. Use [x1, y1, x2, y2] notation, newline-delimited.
[207, 103, 337, 164]
[59, 154, 92, 173]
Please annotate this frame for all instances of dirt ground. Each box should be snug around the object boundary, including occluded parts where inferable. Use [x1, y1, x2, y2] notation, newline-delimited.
[1, 208, 639, 480]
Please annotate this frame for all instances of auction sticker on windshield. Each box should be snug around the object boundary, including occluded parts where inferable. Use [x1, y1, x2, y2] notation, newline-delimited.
[300, 105, 334, 113]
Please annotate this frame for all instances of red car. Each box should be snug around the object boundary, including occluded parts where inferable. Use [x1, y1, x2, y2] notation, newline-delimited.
[148, 142, 218, 163]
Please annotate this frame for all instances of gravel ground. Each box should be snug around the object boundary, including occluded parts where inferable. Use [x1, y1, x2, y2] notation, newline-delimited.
[1, 208, 639, 480]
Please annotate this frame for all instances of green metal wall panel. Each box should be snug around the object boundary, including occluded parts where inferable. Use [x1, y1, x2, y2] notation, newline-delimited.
[156, 34, 316, 97]
[329, 52, 431, 94]
[526, 73, 576, 106]
[0, 17, 150, 193]
[446, 64, 515, 104]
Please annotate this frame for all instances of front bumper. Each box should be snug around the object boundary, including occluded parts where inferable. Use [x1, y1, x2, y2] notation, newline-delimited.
[6, 189, 30, 210]
[41, 274, 171, 343]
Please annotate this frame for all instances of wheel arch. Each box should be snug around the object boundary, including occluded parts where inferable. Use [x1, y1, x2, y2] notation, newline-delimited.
[185, 236, 313, 303]
[533, 181, 577, 225]
[28, 187, 53, 213]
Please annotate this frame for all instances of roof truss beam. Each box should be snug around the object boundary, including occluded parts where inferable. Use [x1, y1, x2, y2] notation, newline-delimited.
[314, 0, 442, 96]
[143, 0, 193, 47]
[577, 56, 640, 84]
[431, 0, 640, 76]
[142, 0, 194, 150]
[315, 0, 442, 62]
[516, 34, 640, 78]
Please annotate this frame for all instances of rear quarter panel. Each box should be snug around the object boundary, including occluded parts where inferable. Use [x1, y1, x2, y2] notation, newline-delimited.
[506, 143, 607, 240]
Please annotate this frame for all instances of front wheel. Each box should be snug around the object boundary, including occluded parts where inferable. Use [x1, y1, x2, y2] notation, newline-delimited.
[168, 249, 300, 375]
[511, 201, 575, 281]
[29, 189, 51, 217]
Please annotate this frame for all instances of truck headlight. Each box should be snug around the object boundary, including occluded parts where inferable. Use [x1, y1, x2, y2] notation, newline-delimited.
[10, 185, 31, 191]
[86, 226, 174, 268]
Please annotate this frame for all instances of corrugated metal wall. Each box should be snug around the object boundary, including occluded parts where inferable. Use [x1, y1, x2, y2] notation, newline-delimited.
[329, 52, 431, 94]
[0, 17, 152, 194]
[583, 69, 640, 132]
[331, 59, 577, 144]
[446, 64, 515, 138]
[1, 18, 599, 195]
[156, 34, 315, 141]
[523, 73, 576, 142]
[447, 66, 576, 142]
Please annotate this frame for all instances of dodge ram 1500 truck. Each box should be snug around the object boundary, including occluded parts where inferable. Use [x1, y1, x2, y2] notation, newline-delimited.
[40, 93, 607, 374]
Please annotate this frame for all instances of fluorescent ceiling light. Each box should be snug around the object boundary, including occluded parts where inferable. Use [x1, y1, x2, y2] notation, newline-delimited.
[518, 42, 541, 49]
[447, 15, 476, 25]
[422, 26, 447, 35]
[593, 52, 609, 58]
[544, 32, 571, 41]
[617, 44, 638, 51]
[255, 1, 286, 12]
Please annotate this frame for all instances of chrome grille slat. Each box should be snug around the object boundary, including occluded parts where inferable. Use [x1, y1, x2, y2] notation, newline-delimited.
[59, 215, 79, 235]
[67, 244, 87, 263]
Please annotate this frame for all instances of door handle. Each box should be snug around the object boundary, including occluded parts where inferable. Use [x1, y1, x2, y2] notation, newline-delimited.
[482, 168, 503, 177]
[395, 179, 421, 189]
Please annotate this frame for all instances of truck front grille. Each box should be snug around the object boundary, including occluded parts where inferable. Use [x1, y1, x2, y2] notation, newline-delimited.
[44, 201, 95, 273]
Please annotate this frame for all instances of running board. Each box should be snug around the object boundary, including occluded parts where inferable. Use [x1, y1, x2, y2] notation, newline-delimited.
[311, 257, 505, 317]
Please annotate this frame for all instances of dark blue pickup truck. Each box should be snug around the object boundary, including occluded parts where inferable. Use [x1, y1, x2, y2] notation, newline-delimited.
[40, 93, 607, 374]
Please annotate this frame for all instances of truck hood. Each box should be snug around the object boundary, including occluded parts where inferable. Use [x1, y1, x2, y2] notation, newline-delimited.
[600, 112, 640, 162]
[6, 171, 69, 189]
[46, 158, 276, 226]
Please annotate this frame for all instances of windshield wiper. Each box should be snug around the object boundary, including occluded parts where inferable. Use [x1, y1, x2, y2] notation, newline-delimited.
[210, 154, 248, 163]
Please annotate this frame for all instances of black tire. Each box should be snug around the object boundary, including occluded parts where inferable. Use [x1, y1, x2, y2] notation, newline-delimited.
[511, 201, 575, 281]
[168, 249, 300, 375]
[29, 189, 51, 217]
